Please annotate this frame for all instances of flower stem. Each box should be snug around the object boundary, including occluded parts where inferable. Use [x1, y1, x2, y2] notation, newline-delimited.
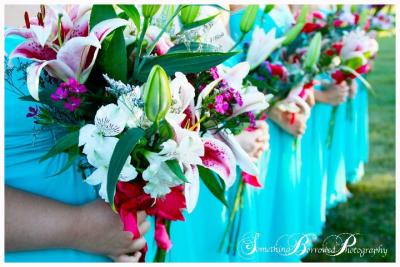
[137, 5, 183, 73]
[153, 219, 171, 262]
[133, 17, 150, 79]
[326, 106, 338, 149]
[228, 34, 245, 52]
[218, 179, 244, 253]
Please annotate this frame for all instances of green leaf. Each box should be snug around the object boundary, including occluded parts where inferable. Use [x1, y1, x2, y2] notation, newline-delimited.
[158, 120, 174, 140]
[49, 147, 79, 177]
[19, 95, 39, 103]
[345, 57, 364, 70]
[181, 13, 219, 31]
[118, 5, 141, 31]
[40, 131, 79, 162]
[282, 22, 305, 46]
[263, 5, 274, 14]
[198, 166, 229, 207]
[303, 32, 322, 71]
[340, 65, 374, 94]
[166, 160, 188, 183]
[107, 128, 145, 207]
[137, 51, 238, 82]
[297, 6, 309, 23]
[167, 42, 220, 53]
[90, 5, 117, 28]
[90, 5, 127, 82]
[206, 4, 230, 12]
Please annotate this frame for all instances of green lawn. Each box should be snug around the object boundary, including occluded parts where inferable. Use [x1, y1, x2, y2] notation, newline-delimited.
[303, 36, 396, 262]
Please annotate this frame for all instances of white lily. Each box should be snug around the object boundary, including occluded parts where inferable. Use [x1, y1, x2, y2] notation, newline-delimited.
[169, 72, 196, 113]
[214, 130, 259, 176]
[230, 86, 273, 118]
[217, 62, 250, 90]
[340, 29, 370, 61]
[85, 136, 137, 202]
[142, 140, 185, 198]
[246, 27, 285, 70]
[79, 104, 128, 156]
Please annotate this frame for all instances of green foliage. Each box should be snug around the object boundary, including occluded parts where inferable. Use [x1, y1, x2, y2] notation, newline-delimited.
[136, 51, 238, 82]
[107, 128, 145, 207]
[40, 130, 79, 162]
[198, 166, 228, 207]
[90, 5, 127, 82]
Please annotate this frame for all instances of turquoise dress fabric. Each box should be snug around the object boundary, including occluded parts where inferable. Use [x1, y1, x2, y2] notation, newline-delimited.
[316, 76, 351, 209]
[163, 9, 279, 262]
[4, 36, 111, 262]
[345, 79, 368, 183]
[230, 7, 304, 262]
[300, 79, 327, 239]
[166, 182, 229, 262]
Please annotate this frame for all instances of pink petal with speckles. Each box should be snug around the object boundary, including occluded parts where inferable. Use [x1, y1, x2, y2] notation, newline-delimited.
[10, 39, 57, 61]
[56, 34, 100, 81]
[201, 137, 236, 188]
[68, 13, 90, 38]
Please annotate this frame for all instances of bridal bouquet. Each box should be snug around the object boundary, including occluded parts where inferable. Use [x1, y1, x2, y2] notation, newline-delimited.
[5, 4, 256, 262]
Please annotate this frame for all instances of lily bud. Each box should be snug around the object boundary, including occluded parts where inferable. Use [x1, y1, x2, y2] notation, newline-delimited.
[142, 5, 161, 18]
[180, 5, 200, 25]
[303, 32, 322, 72]
[240, 5, 259, 34]
[143, 65, 171, 122]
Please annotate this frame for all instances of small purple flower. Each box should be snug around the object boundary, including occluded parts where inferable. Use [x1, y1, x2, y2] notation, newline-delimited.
[64, 96, 81, 112]
[232, 89, 243, 106]
[26, 106, 39, 118]
[222, 91, 233, 101]
[210, 67, 219, 80]
[66, 78, 87, 94]
[215, 95, 229, 114]
[247, 111, 256, 128]
[51, 87, 69, 101]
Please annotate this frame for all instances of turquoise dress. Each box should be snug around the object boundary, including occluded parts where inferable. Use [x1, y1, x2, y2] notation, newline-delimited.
[230, 7, 304, 262]
[299, 79, 327, 239]
[4, 36, 111, 262]
[345, 79, 368, 183]
[318, 76, 351, 209]
[166, 182, 229, 262]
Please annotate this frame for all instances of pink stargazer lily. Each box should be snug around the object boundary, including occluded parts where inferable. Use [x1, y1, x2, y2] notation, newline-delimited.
[165, 112, 237, 213]
[6, 5, 128, 100]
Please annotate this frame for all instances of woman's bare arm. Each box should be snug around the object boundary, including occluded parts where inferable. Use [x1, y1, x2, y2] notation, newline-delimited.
[5, 186, 150, 262]
[5, 186, 80, 251]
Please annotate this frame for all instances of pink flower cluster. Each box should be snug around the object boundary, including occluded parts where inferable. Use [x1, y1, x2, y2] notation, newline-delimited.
[51, 78, 87, 112]
[214, 88, 243, 115]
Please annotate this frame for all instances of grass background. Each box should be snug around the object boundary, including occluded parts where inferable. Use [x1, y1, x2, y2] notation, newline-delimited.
[303, 36, 396, 262]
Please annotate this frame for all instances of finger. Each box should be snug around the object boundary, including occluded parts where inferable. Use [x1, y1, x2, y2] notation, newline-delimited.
[255, 120, 268, 130]
[255, 134, 267, 142]
[124, 237, 147, 254]
[113, 252, 142, 263]
[138, 220, 151, 236]
[137, 211, 147, 223]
